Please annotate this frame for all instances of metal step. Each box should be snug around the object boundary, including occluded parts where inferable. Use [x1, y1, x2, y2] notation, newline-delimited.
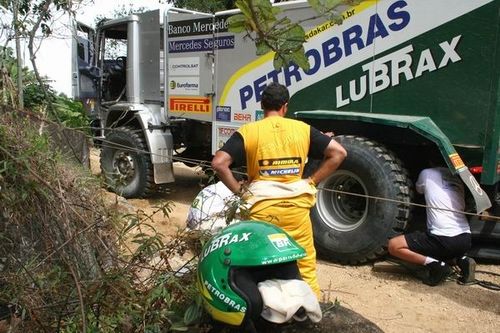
[467, 244, 500, 261]
[469, 216, 500, 240]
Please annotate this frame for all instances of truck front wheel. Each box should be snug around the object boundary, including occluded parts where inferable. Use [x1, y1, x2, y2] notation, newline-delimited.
[311, 135, 412, 264]
[100, 127, 154, 198]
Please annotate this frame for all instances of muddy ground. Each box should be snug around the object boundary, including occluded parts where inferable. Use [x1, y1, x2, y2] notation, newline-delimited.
[92, 151, 500, 333]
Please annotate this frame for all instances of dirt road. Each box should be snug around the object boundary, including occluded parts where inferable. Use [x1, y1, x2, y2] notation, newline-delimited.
[92, 152, 500, 333]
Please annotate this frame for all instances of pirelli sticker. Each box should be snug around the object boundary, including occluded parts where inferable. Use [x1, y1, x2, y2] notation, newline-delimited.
[169, 96, 211, 114]
[449, 153, 465, 170]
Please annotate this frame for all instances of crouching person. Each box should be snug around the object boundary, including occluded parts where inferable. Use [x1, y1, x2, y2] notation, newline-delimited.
[388, 166, 475, 286]
[186, 175, 247, 232]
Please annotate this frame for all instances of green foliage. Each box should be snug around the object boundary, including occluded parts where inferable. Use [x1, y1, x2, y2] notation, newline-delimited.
[52, 94, 88, 129]
[23, 81, 56, 108]
[1, 47, 88, 129]
[229, 0, 308, 71]
[22, 82, 88, 129]
[172, 0, 236, 13]
[14, 0, 74, 33]
[0, 107, 209, 332]
[0, 46, 36, 107]
[229, 0, 367, 70]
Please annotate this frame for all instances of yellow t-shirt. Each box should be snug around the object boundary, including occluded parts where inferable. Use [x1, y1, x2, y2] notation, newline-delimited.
[237, 116, 310, 183]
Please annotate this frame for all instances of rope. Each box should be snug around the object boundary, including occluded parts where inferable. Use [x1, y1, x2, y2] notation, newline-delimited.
[316, 187, 500, 221]
[2, 108, 499, 221]
[453, 268, 500, 291]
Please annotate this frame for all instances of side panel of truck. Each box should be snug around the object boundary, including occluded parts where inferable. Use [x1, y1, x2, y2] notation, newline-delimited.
[291, 0, 499, 182]
[165, 11, 216, 123]
[211, 0, 498, 184]
[205, 0, 498, 262]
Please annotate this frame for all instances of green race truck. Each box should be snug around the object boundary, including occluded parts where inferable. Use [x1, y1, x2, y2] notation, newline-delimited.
[73, 0, 499, 263]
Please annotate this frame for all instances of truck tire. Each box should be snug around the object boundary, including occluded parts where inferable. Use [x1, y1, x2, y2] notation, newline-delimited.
[311, 135, 412, 264]
[100, 127, 154, 198]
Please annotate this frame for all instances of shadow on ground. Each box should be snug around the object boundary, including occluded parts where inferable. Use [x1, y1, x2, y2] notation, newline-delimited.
[210, 304, 384, 333]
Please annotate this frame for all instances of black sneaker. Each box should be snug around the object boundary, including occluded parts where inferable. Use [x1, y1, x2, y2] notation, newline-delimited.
[424, 261, 452, 286]
[457, 256, 476, 284]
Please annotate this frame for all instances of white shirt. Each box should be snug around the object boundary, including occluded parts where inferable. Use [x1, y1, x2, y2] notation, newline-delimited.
[186, 181, 239, 232]
[416, 167, 470, 237]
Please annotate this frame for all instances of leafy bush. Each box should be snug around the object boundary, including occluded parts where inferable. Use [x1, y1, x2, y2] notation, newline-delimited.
[1, 47, 88, 130]
[52, 94, 88, 130]
[0, 106, 205, 332]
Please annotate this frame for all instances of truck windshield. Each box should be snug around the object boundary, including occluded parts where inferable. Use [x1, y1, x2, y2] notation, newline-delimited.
[100, 28, 128, 102]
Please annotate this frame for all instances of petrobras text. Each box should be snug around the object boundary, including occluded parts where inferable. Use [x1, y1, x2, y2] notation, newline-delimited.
[217, 0, 492, 112]
[200, 232, 252, 261]
[238, 0, 410, 110]
[336, 35, 462, 107]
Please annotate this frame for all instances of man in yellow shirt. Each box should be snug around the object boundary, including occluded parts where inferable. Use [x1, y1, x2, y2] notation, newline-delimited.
[211, 82, 347, 296]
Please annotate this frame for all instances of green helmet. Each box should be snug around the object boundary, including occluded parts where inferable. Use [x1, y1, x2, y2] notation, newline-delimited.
[196, 220, 306, 327]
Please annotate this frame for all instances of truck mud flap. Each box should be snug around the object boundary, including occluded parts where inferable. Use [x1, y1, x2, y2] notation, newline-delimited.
[457, 168, 492, 213]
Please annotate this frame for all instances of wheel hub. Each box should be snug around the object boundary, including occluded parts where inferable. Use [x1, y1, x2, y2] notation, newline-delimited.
[317, 170, 369, 232]
[113, 151, 135, 182]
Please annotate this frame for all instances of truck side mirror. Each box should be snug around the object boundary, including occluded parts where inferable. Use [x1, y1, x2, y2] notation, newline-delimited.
[87, 66, 102, 79]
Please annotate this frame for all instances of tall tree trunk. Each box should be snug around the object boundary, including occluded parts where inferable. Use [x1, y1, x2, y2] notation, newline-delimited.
[27, 0, 54, 112]
[13, 0, 24, 109]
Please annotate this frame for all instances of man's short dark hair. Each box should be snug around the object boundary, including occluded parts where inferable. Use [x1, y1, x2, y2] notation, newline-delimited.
[261, 82, 289, 111]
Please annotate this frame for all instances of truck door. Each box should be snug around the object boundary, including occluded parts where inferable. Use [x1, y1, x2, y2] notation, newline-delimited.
[164, 9, 215, 123]
[71, 22, 98, 117]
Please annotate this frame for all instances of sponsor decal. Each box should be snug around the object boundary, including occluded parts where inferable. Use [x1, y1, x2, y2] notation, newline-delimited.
[336, 35, 462, 108]
[449, 153, 465, 170]
[468, 174, 484, 195]
[216, 106, 231, 121]
[168, 36, 235, 53]
[232, 110, 253, 123]
[268, 233, 298, 252]
[262, 252, 305, 265]
[218, 126, 237, 137]
[237, 1, 411, 109]
[255, 110, 264, 121]
[200, 232, 252, 261]
[168, 16, 230, 37]
[168, 77, 200, 95]
[168, 57, 200, 76]
[260, 168, 300, 176]
[204, 280, 246, 312]
[169, 96, 211, 113]
[259, 158, 302, 167]
[219, 0, 492, 111]
[259, 157, 302, 176]
[217, 126, 237, 148]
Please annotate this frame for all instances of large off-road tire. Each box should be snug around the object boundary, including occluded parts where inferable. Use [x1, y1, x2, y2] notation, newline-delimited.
[311, 135, 412, 264]
[100, 127, 154, 198]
